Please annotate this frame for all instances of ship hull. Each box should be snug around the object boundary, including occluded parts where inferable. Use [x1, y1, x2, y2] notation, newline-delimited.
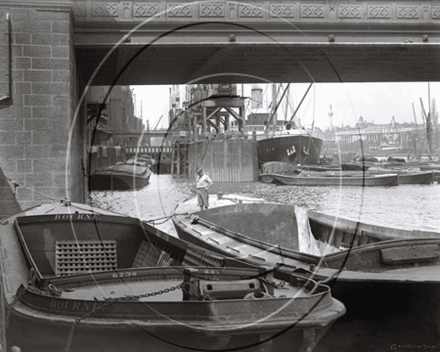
[257, 134, 323, 166]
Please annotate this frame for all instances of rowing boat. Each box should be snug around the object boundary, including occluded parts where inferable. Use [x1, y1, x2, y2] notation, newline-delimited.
[0, 200, 345, 352]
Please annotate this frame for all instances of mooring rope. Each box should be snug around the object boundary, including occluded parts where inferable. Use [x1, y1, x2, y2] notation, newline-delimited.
[7, 179, 61, 202]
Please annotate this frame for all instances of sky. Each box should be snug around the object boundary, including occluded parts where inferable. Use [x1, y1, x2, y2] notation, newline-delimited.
[131, 82, 440, 131]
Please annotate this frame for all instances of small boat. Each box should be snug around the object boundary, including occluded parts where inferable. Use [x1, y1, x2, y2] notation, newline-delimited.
[305, 169, 435, 185]
[90, 160, 152, 190]
[420, 164, 440, 183]
[397, 170, 434, 184]
[135, 154, 156, 167]
[0, 200, 345, 352]
[259, 161, 300, 183]
[271, 171, 399, 187]
[173, 195, 440, 346]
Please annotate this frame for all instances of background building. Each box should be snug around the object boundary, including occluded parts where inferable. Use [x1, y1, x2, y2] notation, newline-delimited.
[86, 86, 146, 147]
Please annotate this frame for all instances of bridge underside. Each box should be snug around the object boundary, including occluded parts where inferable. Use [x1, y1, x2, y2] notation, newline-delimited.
[76, 43, 440, 85]
[75, 23, 440, 86]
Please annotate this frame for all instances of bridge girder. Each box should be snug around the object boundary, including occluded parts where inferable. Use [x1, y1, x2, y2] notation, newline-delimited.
[71, 0, 440, 85]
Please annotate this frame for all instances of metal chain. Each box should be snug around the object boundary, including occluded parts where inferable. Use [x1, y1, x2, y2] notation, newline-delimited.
[64, 280, 210, 352]
[120, 282, 184, 301]
[4, 287, 26, 329]
[6, 277, 230, 352]
[65, 299, 114, 352]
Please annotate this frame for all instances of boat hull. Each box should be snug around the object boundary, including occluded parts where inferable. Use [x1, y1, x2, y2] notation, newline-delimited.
[6, 308, 339, 352]
[6, 269, 343, 352]
[336, 169, 435, 185]
[90, 166, 151, 190]
[259, 174, 277, 183]
[272, 173, 399, 186]
[257, 134, 323, 166]
[397, 171, 434, 184]
[172, 200, 440, 347]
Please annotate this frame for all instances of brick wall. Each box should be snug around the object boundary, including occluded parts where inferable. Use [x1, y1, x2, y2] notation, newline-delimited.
[0, 3, 84, 217]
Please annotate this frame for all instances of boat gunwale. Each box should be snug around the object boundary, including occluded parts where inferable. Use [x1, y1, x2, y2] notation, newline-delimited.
[13, 289, 345, 333]
[308, 209, 440, 240]
[174, 203, 440, 265]
[16, 267, 340, 327]
[271, 173, 399, 186]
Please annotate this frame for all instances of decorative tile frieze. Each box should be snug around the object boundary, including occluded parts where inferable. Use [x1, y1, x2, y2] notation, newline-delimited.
[228, 3, 238, 20]
[270, 4, 295, 18]
[200, 3, 225, 17]
[93, 2, 119, 17]
[121, 2, 131, 19]
[239, 4, 264, 18]
[167, 3, 193, 17]
[73, 2, 85, 17]
[368, 5, 390, 19]
[301, 4, 325, 18]
[339, 5, 361, 19]
[397, 5, 419, 19]
[432, 6, 440, 19]
[134, 3, 160, 17]
[71, 1, 440, 23]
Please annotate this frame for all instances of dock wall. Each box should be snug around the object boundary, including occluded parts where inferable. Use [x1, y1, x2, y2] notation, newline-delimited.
[187, 140, 259, 182]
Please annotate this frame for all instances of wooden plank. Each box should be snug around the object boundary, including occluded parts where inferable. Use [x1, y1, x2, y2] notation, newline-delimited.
[223, 140, 228, 182]
[333, 230, 343, 249]
[187, 140, 258, 182]
[381, 244, 439, 265]
[235, 140, 241, 182]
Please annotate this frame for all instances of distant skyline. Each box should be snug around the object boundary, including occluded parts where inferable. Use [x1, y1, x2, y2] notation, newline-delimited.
[131, 82, 439, 131]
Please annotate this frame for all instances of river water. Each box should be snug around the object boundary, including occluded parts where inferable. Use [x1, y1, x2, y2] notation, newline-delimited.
[90, 174, 440, 235]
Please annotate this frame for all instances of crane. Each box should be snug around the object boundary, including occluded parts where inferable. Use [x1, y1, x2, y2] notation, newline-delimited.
[152, 115, 163, 131]
[412, 103, 418, 125]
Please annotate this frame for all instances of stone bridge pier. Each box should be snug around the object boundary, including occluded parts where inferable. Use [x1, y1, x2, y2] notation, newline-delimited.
[0, 2, 86, 218]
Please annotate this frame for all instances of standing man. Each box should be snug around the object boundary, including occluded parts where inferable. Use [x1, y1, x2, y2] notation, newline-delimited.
[196, 167, 213, 211]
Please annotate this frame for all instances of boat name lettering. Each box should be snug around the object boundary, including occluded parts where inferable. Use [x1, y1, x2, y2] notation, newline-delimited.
[112, 271, 137, 278]
[287, 145, 296, 157]
[358, 260, 372, 267]
[203, 270, 220, 275]
[54, 214, 101, 221]
[49, 299, 98, 312]
[391, 344, 438, 351]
